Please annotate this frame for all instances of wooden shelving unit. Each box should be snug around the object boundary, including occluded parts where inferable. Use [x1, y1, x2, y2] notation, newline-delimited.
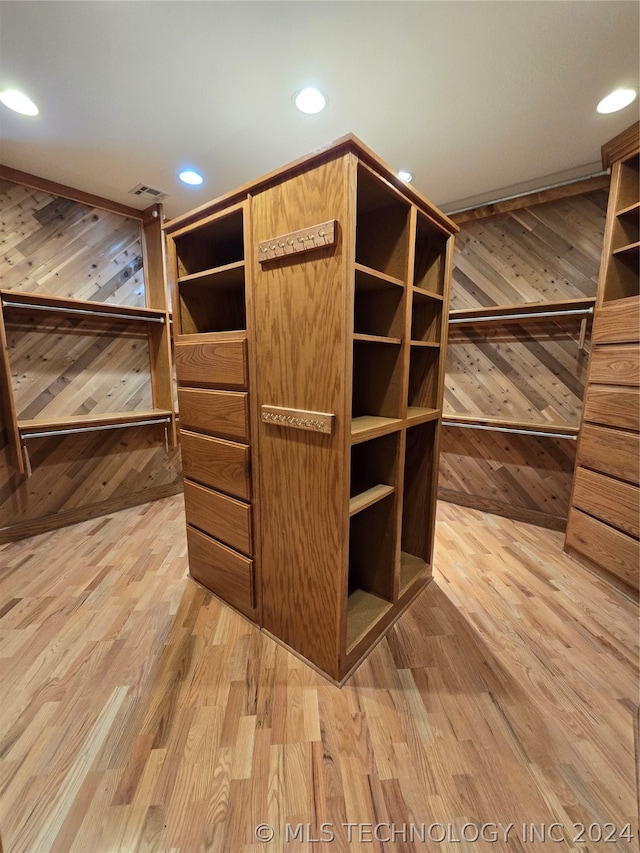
[565, 122, 640, 592]
[164, 134, 457, 683]
[0, 207, 175, 476]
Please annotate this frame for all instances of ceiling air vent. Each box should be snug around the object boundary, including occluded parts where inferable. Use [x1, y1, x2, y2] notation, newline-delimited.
[128, 183, 170, 201]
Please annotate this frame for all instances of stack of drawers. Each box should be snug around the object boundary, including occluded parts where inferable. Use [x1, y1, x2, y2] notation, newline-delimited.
[175, 336, 255, 617]
[566, 297, 640, 590]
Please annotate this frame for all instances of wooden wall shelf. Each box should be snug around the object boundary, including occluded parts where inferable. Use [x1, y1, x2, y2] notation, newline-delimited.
[164, 134, 457, 683]
[17, 409, 173, 437]
[0, 289, 167, 324]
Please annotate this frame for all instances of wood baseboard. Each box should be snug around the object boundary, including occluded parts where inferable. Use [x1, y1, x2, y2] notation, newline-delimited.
[0, 482, 183, 544]
[437, 488, 567, 531]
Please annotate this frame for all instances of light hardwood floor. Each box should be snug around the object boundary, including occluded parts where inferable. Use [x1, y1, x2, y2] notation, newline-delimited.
[0, 497, 637, 852]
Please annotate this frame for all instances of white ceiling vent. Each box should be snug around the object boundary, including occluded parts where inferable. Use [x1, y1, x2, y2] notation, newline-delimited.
[128, 183, 170, 201]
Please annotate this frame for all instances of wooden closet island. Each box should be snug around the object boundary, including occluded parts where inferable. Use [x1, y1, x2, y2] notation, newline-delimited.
[165, 135, 457, 683]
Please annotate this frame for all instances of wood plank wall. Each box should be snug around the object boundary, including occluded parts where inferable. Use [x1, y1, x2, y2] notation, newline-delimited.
[0, 180, 182, 542]
[439, 187, 609, 529]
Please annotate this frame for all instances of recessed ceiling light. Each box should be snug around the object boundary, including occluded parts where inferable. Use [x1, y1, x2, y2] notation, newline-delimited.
[398, 170, 414, 183]
[179, 169, 204, 186]
[596, 88, 637, 114]
[294, 87, 327, 115]
[0, 89, 38, 116]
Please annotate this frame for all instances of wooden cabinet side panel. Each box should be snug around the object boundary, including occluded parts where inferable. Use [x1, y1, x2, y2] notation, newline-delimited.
[252, 155, 350, 679]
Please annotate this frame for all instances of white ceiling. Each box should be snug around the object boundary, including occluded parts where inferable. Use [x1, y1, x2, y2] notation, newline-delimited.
[1, 1, 638, 220]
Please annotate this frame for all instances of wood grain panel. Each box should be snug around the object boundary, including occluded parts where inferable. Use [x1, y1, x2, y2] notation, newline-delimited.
[186, 524, 254, 614]
[176, 388, 249, 440]
[579, 423, 640, 485]
[183, 479, 252, 556]
[252, 152, 350, 681]
[180, 430, 250, 500]
[593, 294, 640, 343]
[582, 386, 639, 431]
[175, 338, 247, 389]
[566, 508, 639, 588]
[588, 343, 639, 386]
[572, 466, 639, 539]
[441, 189, 607, 524]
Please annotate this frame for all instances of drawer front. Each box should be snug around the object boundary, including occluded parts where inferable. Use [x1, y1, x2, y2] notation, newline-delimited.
[181, 430, 250, 500]
[579, 424, 640, 485]
[582, 386, 640, 431]
[187, 525, 254, 614]
[572, 467, 639, 539]
[175, 338, 247, 389]
[177, 389, 249, 440]
[566, 509, 639, 590]
[588, 344, 639, 387]
[593, 295, 640, 344]
[183, 479, 252, 555]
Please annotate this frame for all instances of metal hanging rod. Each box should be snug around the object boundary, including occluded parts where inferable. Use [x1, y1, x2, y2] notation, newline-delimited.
[20, 417, 171, 440]
[1, 299, 165, 324]
[441, 420, 577, 440]
[449, 306, 593, 325]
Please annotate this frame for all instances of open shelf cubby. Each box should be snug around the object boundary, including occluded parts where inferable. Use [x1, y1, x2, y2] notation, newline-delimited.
[603, 250, 639, 302]
[408, 345, 440, 409]
[616, 153, 639, 213]
[354, 266, 405, 338]
[411, 291, 443, 343]
[355, 164, 410, 280]
[612, 204, 639, 252]
[352, 339, 403, 420]
[174, 208, 244, 276]
[350, 431, 399, 515]
[414, 210, 448, 295]
[347, 494, 396, 651]
[400, 420, 437, 590]
[178, 263, 246, 334]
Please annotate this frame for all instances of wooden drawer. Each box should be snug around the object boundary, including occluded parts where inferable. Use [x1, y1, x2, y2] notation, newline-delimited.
[593, 295, 640, 344]
[187, 525, 254, 614]
[572, 467, 639, 539]
[181, 430, 250, 500]
[177, 388, 249, 440]
[183, 479, 252, 555]
[582, 386, 640, 431]
[578, 424, 640, 485]
[588, 344, 639, 387]
[566, 508, 639, 590]
[175, 338, 247, 389]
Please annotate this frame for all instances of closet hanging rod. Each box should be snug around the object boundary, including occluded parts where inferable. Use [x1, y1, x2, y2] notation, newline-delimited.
[441, 420, 577, 440]
[20, 417, 171, 440]
[1, 299, 165, 324]
[449, 307, 593, 324]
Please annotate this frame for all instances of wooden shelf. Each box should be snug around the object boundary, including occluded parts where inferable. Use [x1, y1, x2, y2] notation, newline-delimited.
[410, 340, 439, 348]
[353, 332, 402, 345]
[612, 241, 640, 257]
[406, 406, 440, 424]
[617, 200, 640, 218]
[17, 409, 173, 438]
[353, 262, 404, 289]
[350, 415, 403, 444]
[442, 413, 579, 438]
[177, 260, 245, 287]
[349, 484, 395, 517]
[448, 297, 596, 325]
[411, 286, 444, 302]
[346, 589, 393, 653]
[399, 551, 427, 593]
[0, 289, 166, 324]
